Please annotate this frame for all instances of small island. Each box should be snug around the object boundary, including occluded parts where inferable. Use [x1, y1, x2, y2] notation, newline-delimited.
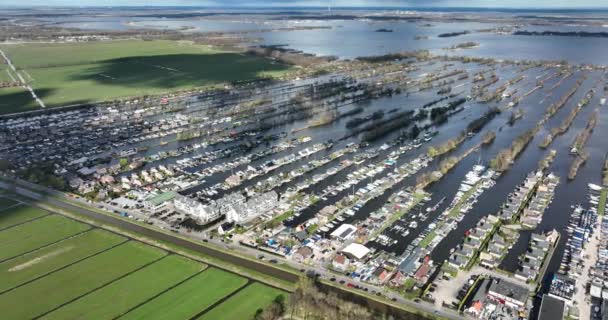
[444, 41, 480, 50]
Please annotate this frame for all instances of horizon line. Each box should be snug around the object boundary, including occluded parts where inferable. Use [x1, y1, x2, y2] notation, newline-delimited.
[2, 5, 608, 10]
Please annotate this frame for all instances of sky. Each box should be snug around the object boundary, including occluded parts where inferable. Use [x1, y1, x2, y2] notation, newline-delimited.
[2, 0, 608, 8]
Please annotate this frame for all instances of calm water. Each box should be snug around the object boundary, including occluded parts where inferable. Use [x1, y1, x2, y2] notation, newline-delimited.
[39, 12, 608, 65]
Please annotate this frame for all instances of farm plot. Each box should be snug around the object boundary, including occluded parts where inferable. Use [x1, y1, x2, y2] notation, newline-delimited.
[0, 229, 126, 293]
[196, 282, 285, 320]
[0, 40, 291, 113]
[0, 214, 90, 261]
[0, 241, 166, 319]
[120, 267, 247, 320]
[42, 255, 202, 320]
[0, 205, 48, 230]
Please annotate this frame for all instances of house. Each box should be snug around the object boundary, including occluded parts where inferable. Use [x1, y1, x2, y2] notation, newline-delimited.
[341, 243, 370, 261]
[332, 254, 349, 271]
[487, 279, 529, 310]
[448, 253, 467, 269]
[294, 246, 313, 262]
[330, 224, 357, 241]
[372, 267, 391, 283]
[389, 271, 406, 287]
[144, 191, 177, 215]
[414, 257, 431, 283]
[99, 175, 115, 185]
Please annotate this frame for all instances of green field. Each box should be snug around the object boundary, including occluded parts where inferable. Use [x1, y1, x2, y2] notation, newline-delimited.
[43, 255, 202, 320]
[0, 66, 16, 82]
[120, 268, 247, 320]
[0, 40, 292, 113]
[196, 282, 285, 320]
[0, 214, 90, 261]
[0, 205, 48, 230]
[0, 241, 166, 319]
[0, 229, 125, 293]
[0, 198, 289, 320]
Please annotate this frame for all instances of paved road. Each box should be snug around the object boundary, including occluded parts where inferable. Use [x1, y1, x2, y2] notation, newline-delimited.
[0, 48, 46, 109]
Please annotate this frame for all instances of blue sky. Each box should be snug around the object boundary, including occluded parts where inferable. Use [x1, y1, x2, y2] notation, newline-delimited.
[3, 0, 608, 8]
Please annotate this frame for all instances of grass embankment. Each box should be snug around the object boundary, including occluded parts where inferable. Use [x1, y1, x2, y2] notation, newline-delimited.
[0, 204, 48, 229]
[540, 89, 593, 148]
[0, 229, 125, 293]
[43, 255, 202, 320]
[599, 189, 607, 216]
[0, 214, 91, 261]
[0, 241, 166, 319]
[568, 110, 598, 180]
[119, 268, 247, 320]
[0, 40, 292, 113]
[196, 282, 284, 320]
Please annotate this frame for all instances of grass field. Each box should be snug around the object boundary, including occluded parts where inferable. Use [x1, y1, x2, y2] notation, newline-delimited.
[0, 197, 290, 320]
[0, 40, 292, 113]
[120, 268, 247, 320]
[0, 66, 16, 82]
[0, 204, 48, 230]
[43, 255, 202, 320]
[196, 282, 285, 320]
[0, 241, 166, 319]
[0, 229, 125, 293]
[0, 214, 91, 261]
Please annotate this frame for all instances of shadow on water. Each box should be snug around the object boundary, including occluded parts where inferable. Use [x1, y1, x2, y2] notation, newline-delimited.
[69, 53, 291, 89]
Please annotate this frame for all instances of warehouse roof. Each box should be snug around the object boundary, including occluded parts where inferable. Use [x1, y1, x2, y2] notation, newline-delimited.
[145, 191, 177, 206]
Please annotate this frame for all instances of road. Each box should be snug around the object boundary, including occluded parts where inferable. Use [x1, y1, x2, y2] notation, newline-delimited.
[1, 178, 465, 320]
[574, 215, 601, 320]
[0, 48, 46, 109]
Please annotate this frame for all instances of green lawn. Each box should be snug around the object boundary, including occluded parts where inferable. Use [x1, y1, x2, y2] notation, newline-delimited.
[0, 197, 18, 210]
[0, 205, 48, 230]
[0, 241, 166, 319]
[419, 230, 437, 248]
[599, 189, 607, 216]
[0, 66, 16, 82]
[0, 214, 90, 261]
[0, 229, 125, 293]
[120, 267, 247, 320]
[42, 255, 202, 320]
[196, 282, 285, 320]
[0, 40, 292, 113]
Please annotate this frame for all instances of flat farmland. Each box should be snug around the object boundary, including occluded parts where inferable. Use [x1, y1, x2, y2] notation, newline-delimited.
[0, 204, 48, 230]
[42, 255, 203, 320]
[0, 198, 290, 320]
[0, 40, 292, 113]
[0, 241, 166, 319]
[196, 282, 285, 320]
[120, 268, 247, 320]
[0, 229, 126, 293]
[0, 214, 91, 261]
